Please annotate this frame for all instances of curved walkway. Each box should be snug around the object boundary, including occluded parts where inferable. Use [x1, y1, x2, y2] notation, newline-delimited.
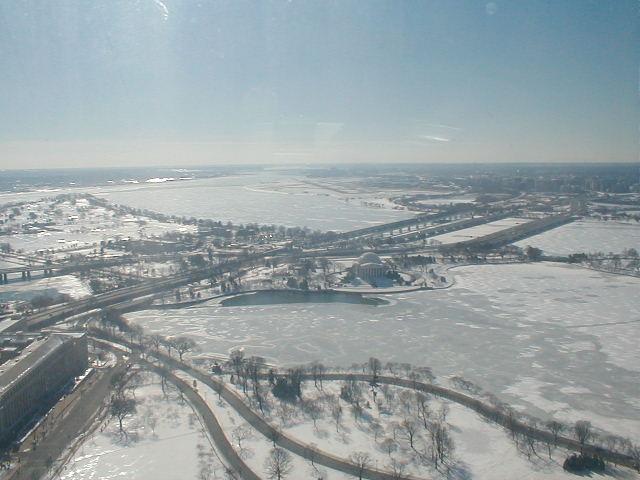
[91, 339, 260, 480]
[92, 332, 638, 477]
[315, 373, 635, 468]
[175, 367, 639, 472]
[330, 285, 428, 294]
[178, 363, 425, 480]
[146, 362, 261, 480]
[93, 334, 426, 480]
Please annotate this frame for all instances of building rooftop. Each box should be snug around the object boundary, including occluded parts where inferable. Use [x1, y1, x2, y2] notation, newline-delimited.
[0, 333, 84, 396]
[354, 252, 384, 267]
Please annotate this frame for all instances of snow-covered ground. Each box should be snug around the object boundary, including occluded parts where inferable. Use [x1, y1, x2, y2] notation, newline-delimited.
[126, 262, 640, 443]
[3, 198, 195, 254]
[276, 381, 632, 480]
[180, 370, 638, 480]
[174, 371, 355, 480]
[58, 373, 223, 480]
[514, 219, 640, 255]
[0, 274, 91, 302]
[429, 217, 531, 245]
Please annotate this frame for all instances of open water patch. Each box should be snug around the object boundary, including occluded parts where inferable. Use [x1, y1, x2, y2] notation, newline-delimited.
[220, 289, 388, 307]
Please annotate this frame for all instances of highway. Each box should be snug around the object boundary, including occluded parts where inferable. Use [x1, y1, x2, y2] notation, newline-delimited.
[4, 213, 576, 332]
[4, 251, 279, 332]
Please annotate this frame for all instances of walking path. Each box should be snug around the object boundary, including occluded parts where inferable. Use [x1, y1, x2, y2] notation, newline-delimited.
[93, 336, 426, 480]
[90, 339, 260, 480]
[144, 360, 261, 480]
[91, 333, 638, 478]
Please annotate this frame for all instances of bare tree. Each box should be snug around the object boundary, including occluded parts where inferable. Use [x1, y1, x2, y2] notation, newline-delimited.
[401, 419, 419, 450]
[385, 361, 398, 375]
[415, 392, 431, 429]
[265, 447, 293, 480]
[223, 466, 239, 480]
[428, 420, 454, 469]
[309, 361, 326, 390]
[302, 399, 323, 431]
[349, 451, 372, 480]
[370, 420, 384, 442]
[110, 366, 140, 398]
[110, 395, 137, 434]
[229, 348, 245, 381]
[521, 419, 539, 459]
[415, 366, 435, 383]
[277, 402, 295, 427]
[232, 425, 252, 451]
[174, 336, 197, 361]
[627, 443, 640, 472]
[388, 458, 407, 479]
[351, 402, 364, 423]
[127, 324, 145, 346]
[148, 334, 164, 352]
[380, 384, 394, 403]
[160, 337, 176, 357]
[143, 408, 158, 434]
[398, 390, 414, 416]
[438, 403, 449, 423]
[368, 357, 382, 385]
[603, 434, 622, 454]
[377, 438, 396, 460]
[331, 399, 343, 432]
[110, 369, 129, 398]
[408, 371, 421, 389]
[545, 420, 565, 457]
[574, 420, 592, 452]
[340, 375, 363, 405]
[159, 366, 173, 395]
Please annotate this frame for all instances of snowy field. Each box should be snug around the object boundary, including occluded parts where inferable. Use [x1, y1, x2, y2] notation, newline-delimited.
[0, 275, 91, 302]
[429, 217, 531, 245]
[59, 373, 223, 480]
[515, 219, 640, 255]
[183, 370, 639, 480]
[182, 373, 355, 480]
[126, 263, 640, 443]
[3, 198, 195, 254]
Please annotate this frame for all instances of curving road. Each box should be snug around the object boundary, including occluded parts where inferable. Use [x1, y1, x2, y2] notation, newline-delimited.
[93, 335, 427, 480]
[94, 332, 638, 476]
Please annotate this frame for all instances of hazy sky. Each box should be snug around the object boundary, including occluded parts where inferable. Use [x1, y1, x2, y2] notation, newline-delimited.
[0, 0, 638, 168]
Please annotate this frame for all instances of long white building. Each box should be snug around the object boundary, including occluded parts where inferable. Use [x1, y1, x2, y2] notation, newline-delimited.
[0, 332, 88, 447]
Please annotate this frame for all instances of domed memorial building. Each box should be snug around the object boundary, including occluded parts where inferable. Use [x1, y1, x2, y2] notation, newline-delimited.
[353, 252, 386, 280]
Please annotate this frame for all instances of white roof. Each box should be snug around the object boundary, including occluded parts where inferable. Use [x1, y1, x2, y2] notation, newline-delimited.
[354, 252, 384, 266]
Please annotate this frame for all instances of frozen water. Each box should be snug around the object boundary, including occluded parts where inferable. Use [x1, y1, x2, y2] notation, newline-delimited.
[95, 175, 414, 232]
[126, 263, 640, 441]
[1, 174, 413, 234]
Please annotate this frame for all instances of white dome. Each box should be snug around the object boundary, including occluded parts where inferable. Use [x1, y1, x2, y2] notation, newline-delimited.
[355, 252, 383, 266]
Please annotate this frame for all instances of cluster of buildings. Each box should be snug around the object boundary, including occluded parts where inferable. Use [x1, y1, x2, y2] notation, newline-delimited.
[0, 332, 88, 447]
